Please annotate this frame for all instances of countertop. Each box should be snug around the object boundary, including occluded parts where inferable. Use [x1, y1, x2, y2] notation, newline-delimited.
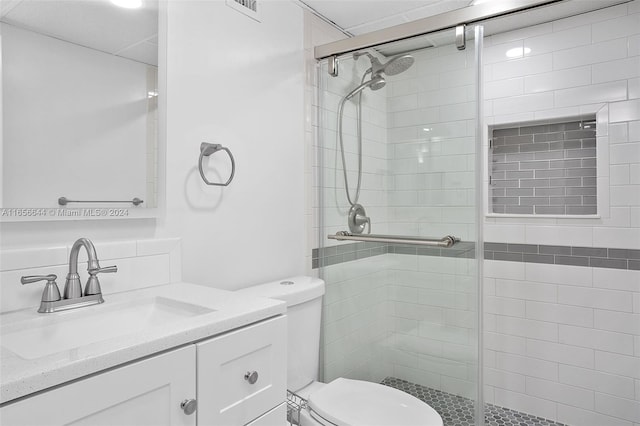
[0, 282, 285, 404]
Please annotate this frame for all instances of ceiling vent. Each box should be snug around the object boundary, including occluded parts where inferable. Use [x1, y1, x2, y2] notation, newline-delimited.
[226, 0, 261, 22]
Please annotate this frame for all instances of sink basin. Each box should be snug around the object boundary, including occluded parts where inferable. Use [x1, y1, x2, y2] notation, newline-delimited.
[1, 297, 214, 360]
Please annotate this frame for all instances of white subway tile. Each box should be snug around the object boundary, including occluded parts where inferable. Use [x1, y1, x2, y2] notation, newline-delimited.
[484, 331, 527, 355]
[496, 315, 558, 341]
[440, 377, 477, 400]
[558, 403, 633, 426]
[526, 301, 593, 327]
[492, 54, 553, 80]
[553, 38, 627, 70]
[525, 263, 592, 287]
[388, 94, 418, 112]
[524, 225, 593, 246]
[494, 387, 557, 420]
[558, 286, 633, 312]
[552, 3, 628, 32]
[485, 296, 526, 317]
[559, 324, 635, 355]
[484, 224, 526, 243]
[485, 367, 525, 393]
[560, 365, 636, 399]
[0, 246, 67, 272]
[493, 92, 554, 116]
[595, 310, 640, 335]
[628, 121, 640, 142]
[526, 376, 594, 410]
[596, 351, 640, 379]
[136, 238, 181, 256]
[595, 393, 640, 423]
[554, 81, 627, 108]
[526, 25, 591, 56]
[592, 14, 640, 43]
[592, 57, 640, 84]
[593, 268, 640, 292]
[611, 186, 640, 206]
[612, 165, 631, 185]
[593, 227, 640, 249]
[630, 78, 640, 99]
[526, 339, 594, 369]
[484, 40, 524, 64]
[490, 23, 553, 45]
[524, 66, 591, 94]
[495, 279, 557, 303]
[611, 100, 640, 123]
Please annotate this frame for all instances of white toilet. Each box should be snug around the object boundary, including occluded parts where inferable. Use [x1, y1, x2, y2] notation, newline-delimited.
[236, 276, 443, 426]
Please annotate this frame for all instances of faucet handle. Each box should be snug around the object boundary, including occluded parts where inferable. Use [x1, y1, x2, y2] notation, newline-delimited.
[88, 265, 118, 275]
[21, 274, 61, 302]
[85, 265, 117, 296]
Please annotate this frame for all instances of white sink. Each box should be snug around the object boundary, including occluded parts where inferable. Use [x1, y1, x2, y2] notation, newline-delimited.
[1, 296, 214, 360]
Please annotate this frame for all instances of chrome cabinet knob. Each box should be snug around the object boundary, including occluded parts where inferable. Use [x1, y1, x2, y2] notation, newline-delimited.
[244, 370, 259, 384]
[180, 399, 197, 415]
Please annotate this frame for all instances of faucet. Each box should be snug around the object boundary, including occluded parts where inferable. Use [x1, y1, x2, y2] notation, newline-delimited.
[21, 238, 117, 313]
[64, 238, 117, 299]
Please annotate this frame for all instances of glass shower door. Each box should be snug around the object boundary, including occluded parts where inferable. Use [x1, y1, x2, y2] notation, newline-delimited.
[316, 25, 483, 425]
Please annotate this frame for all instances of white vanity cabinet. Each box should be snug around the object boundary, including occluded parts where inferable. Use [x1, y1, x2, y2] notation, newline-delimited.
[0, 315, 286, 426]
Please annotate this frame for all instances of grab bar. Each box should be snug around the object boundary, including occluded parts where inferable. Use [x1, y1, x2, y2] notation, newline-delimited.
[328, 231, 460, 248]
[199, 142, 235, 186]
[58, 197, 143, 206]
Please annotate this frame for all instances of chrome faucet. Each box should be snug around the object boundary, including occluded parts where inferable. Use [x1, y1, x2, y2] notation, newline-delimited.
[21, 238, 117, 313]
[64, 238, 117, 299]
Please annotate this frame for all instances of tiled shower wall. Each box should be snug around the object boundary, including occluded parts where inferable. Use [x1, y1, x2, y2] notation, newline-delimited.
[482, 2, 640, 425]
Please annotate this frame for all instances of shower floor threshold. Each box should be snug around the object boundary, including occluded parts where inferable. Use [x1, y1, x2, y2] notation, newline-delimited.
[381, 377, 567, 426]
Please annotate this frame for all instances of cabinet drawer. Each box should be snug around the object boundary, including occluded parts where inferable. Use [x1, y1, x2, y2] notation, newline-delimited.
[196, 315, 287, 426]
[245, 402, 286, 426]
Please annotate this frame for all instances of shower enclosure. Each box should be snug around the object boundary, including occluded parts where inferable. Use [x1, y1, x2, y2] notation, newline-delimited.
[316, 24, 485, 424]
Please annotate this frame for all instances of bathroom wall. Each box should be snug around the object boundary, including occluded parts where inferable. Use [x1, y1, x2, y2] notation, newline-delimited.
[481, 3, 640, 425]
[1, 1, 308, 294]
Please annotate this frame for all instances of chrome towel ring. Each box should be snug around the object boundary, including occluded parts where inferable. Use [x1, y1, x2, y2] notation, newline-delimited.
[198, 142, 236, 186]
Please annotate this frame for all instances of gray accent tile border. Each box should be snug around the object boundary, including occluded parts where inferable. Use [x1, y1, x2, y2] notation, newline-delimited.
[313, 241, 640, 271]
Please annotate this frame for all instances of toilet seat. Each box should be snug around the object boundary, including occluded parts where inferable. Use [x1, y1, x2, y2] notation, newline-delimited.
[306, 378, 443, 426]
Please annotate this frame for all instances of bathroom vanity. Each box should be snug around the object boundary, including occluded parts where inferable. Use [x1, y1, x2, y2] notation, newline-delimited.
[0, 283, 287, 426]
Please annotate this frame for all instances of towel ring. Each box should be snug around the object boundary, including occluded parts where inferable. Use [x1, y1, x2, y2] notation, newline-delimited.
[198, 142, 236, 186]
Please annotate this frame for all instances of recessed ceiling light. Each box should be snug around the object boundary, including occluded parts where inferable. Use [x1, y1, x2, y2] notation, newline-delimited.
[505, 47, 531, 59]
[111, 0, 142, 9]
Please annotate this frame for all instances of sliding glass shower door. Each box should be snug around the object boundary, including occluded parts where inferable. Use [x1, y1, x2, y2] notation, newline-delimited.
[316, 26, 484, 425]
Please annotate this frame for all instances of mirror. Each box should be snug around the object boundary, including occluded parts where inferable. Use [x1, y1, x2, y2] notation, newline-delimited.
[1, 0, 161, 221]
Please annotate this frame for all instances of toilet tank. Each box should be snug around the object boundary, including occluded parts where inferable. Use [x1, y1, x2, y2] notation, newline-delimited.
[235, 276, 325, 392]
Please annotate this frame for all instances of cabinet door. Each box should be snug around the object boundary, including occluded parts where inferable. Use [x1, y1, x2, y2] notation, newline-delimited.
[197, 315, 287, 426]
[0, 346, 196, 426]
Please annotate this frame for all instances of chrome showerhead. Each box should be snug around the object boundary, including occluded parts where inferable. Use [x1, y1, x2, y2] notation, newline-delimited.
[381, 54, 414, 76]
[354, 52, 414, 77]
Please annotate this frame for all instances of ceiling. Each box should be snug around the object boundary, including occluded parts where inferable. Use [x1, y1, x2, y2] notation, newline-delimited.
[0, 0, 158, 66]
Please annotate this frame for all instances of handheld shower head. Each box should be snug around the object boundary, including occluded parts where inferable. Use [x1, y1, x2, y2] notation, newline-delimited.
[344, 75, 386, 100]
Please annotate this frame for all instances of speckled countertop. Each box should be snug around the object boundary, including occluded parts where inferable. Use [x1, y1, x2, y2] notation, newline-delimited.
[0, 282, 285, 405]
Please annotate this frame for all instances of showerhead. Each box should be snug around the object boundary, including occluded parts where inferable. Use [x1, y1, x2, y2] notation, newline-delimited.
[344, 75, 386, 100]
[381, 54, 414, 76]
[354, 52, 414, 78]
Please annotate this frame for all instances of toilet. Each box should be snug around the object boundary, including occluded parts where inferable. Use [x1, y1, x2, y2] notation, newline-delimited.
[236, 276, 443, 426]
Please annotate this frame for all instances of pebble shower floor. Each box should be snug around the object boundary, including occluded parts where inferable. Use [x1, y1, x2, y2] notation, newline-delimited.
[381, 377, 567, 426]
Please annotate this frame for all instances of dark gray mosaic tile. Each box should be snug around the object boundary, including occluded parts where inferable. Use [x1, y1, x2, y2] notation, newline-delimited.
[381, 377, 567, 426]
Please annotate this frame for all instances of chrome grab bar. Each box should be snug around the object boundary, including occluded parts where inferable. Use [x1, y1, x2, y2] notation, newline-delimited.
[328, 231, 460, 248]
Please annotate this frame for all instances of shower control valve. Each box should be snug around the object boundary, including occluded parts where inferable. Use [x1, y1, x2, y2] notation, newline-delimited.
[348, 204, 371, 235]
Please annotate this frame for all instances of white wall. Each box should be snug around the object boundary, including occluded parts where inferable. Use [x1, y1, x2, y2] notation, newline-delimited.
[1, 1, 308, 296]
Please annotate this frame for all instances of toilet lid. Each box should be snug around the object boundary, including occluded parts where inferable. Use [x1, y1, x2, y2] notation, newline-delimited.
[307, 378, 443, 426]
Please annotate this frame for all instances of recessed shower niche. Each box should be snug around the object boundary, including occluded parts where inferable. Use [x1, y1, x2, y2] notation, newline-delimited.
[488, 116, 598, 216]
